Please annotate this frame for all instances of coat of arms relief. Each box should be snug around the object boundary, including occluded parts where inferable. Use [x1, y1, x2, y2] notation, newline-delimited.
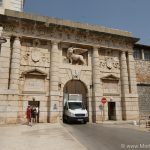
[31, 39, 41, 63]
[21, 39, 49, 66]
[99, 50, 120, 70]
[99, 57, 120, 70]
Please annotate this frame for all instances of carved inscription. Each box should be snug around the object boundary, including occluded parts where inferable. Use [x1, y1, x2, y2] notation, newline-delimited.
[103, 80, 119, 94]
[24, 77, 45, 92]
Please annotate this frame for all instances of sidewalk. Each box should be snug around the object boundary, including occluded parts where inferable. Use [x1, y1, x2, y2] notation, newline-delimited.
[0, 123, 87, 150]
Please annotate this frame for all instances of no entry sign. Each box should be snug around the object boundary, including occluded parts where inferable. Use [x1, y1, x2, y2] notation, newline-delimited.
[101, 97, 107, 104]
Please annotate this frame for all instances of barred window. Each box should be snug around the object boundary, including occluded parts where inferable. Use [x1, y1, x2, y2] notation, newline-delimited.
[144, 49, 150, 61]
[133, 49, 142, 60]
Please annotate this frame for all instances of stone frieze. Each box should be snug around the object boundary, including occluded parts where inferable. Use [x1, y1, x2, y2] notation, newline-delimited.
[2, 24, 133, 51]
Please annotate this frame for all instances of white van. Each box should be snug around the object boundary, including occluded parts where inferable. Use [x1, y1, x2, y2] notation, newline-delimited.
[63, 94, 88, 123]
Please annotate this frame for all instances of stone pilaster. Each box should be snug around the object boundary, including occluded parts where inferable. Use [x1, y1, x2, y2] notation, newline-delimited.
[120, 51, 129, 120]
[10, 37, 21, 91]
[120, 51, 139, 120]
[127, 52, 138, 94]
[92, 46, 102, 122]
[49, 40, 60, 123]
[127, 52, 139, 120]
[0, 36, 11, 90]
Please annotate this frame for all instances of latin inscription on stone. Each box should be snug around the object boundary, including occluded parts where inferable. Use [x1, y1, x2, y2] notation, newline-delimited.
[24, 78, 45, 92]
[103, 80, 118, 94]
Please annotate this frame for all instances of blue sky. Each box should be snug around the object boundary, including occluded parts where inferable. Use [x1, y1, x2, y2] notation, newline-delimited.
[24, 0, 150, 45]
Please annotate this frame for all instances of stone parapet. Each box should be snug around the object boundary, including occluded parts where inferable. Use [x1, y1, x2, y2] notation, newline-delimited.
[4, 9, 133, 38]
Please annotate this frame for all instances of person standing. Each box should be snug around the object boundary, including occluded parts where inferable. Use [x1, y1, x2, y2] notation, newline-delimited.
[31, 106, 36, 125]
[35, 106, 39, 123]
[26, 105, 31, 125]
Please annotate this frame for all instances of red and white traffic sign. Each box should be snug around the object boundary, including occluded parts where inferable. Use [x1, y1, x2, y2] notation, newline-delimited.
[101, 97, 107, 104]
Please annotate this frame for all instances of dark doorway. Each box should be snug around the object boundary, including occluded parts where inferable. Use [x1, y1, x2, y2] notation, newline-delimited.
[28, 101, 40, 123]
[108, 102, 116, 120]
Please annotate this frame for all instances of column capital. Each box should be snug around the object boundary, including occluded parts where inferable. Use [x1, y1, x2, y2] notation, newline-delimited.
[14, 36, 21, 41]
[121, 51, 126, 54]
[93, 45, 100, 50]
[13, 37, 21, 48]
[51, 39, 60, 45]
[128, 51, 134, 55]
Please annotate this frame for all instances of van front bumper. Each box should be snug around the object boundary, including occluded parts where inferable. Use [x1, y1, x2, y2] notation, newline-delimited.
[68, 116, 89, 122]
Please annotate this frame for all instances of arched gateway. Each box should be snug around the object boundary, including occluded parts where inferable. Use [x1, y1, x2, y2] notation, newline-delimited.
[0, 9, 140, 124]
[63, 80, 88, 119]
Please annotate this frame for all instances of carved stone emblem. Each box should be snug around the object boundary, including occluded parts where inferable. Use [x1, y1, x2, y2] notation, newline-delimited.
[31, 39, 41, 63]
[72, 69, 81, 80]
[100, 57, 120, 70]
[106, 57, 113, 69]
[31, 49, 40, 62]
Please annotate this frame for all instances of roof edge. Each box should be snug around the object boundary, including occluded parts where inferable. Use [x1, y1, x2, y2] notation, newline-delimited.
[4, 9, 134, 38]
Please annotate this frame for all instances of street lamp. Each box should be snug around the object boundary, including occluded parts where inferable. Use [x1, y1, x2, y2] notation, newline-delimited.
[0, 37, 7, 44]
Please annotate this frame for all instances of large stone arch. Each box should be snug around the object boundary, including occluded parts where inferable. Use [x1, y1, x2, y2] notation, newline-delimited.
[61, 79, 89, 120]
[63, 80, 88, 105]
[59, 69, 92, 122]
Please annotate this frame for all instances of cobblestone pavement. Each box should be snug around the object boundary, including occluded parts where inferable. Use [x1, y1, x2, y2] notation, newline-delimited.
[0, 123, 87, 150]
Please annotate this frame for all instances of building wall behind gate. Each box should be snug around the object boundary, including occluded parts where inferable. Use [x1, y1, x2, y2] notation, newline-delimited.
[135, 58, 150, 117]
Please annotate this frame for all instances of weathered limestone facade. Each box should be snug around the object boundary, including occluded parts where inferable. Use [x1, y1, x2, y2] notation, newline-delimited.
[0, 10, 140, 124]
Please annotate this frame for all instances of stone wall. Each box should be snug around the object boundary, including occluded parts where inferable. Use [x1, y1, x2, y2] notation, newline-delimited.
[135, 60, 150, 116]
[137, 85, 150, 116]
[135, 60, 150, 83]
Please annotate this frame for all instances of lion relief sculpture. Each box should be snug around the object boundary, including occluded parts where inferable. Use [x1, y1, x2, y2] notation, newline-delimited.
[67, 47, 87, 65]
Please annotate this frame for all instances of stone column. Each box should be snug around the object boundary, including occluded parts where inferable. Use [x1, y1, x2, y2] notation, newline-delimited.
[10, 37, 21, 91]
[120, 51, 129, 120]
[0, 36, 11, 90]
[49, 40, 60, 123]
[120, 51, 129, 96]
[92, 46, 102, 122]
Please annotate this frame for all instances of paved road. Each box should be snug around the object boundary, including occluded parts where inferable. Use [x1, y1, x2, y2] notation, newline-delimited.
[63, 123, 150, 150]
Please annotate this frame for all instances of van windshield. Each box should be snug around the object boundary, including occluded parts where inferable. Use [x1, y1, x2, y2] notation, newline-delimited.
[68, 102, 85, 110]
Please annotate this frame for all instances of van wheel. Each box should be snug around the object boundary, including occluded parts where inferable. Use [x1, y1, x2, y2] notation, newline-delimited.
[63, 118, 66, 123]
[63, 115, 66, 123]
[67, 117, 71, 124]
[83, 120, 87, 124]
